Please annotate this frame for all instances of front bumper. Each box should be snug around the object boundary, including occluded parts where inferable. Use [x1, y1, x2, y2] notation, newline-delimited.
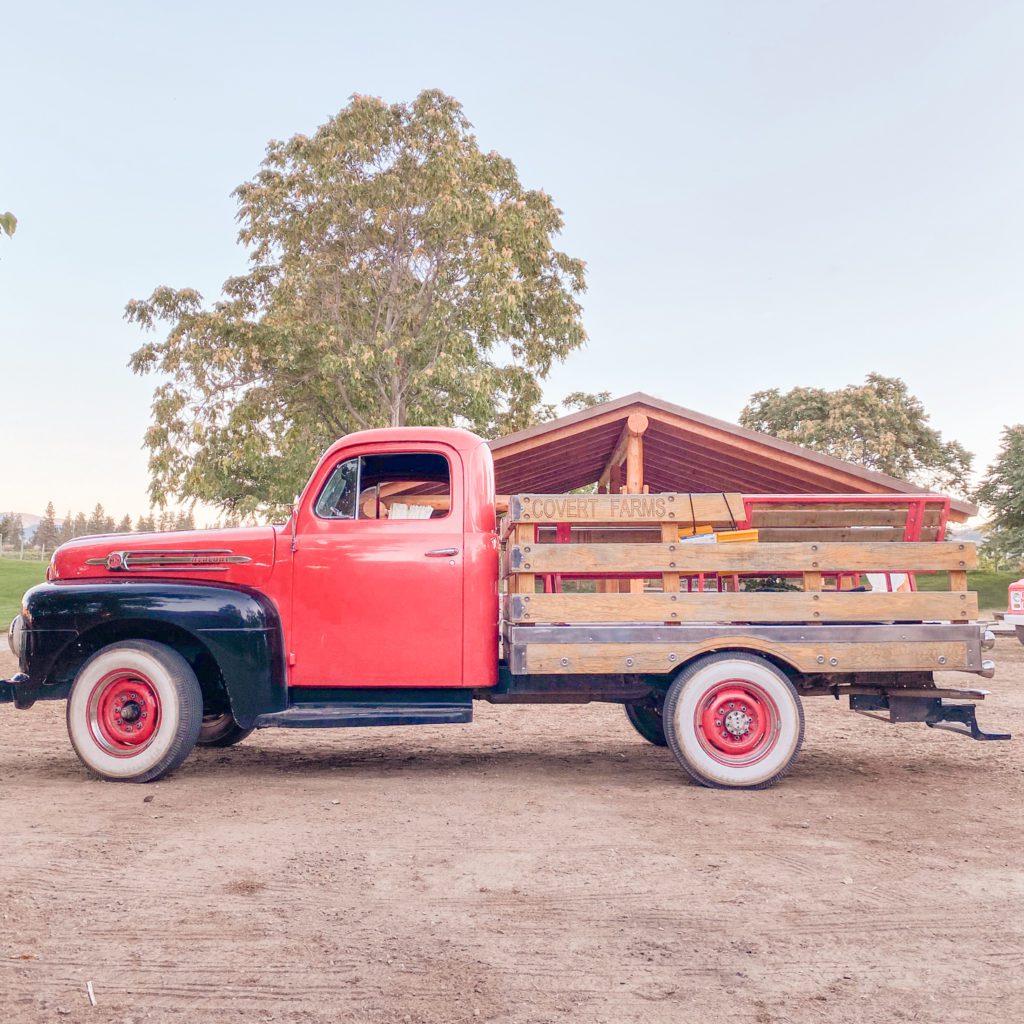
[1005, 614, 1024, 645]
[0, 675, 26, 704]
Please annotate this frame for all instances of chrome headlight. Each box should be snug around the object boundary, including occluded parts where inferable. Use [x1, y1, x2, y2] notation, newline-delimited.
[7, 615, 24, 659]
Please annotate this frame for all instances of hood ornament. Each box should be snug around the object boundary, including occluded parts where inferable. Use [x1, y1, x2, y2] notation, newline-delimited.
[85, 549, 253, 572]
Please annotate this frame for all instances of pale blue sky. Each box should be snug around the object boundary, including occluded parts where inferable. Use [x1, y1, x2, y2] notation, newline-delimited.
[2, 0, 1021, 520]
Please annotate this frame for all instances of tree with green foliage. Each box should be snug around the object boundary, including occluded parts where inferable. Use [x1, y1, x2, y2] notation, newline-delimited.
[1, 513, 24, 548]
[34, 502, 60, 550]
[84, 504, 115, 536]
[562, 391, 611, 413]
[57, 511, 75, 545]
[128, 90, 587, 516]
[739, 373, 972, 496]
[975, 424, 1024, 570]
[115, 514, 134, 534]
[135, 513, 156, 533]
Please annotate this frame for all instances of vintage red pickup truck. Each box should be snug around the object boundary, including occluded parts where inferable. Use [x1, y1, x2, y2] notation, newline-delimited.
[2, 427, 1009, 787]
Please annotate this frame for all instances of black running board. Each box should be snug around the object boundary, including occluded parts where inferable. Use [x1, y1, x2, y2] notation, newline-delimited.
[253, 698, 472, 730]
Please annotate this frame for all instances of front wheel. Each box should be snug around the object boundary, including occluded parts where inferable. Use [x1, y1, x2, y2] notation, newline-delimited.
[66, 640, 204, 783]
[663, 653, 804, 789]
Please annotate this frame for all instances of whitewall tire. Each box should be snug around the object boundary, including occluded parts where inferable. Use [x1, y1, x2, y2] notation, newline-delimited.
[663, 652, 804, 789]
[66, 640, 203, 783]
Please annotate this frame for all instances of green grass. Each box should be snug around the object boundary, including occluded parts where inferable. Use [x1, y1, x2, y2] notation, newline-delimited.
[914, 569, 1019, 614]
[0, 559, 48, 624]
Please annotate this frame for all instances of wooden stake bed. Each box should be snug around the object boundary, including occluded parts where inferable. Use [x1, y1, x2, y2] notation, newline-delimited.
[501, 491, 987, 680]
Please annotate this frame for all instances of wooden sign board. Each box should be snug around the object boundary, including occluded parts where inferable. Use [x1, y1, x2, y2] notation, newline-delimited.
[508, 492, 746, 526]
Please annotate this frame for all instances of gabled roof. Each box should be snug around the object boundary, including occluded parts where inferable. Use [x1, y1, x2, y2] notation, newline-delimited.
[488, 392, 975, 519]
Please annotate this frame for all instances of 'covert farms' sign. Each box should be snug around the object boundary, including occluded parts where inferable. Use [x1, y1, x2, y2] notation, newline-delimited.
[509, 493, 745, 525]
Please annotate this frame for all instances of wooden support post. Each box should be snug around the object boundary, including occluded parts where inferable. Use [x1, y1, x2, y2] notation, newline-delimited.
[625, 413, 649, 593]
[949, 569, 969, 622]
[661, 523, 679, 594]
[624, 413, 647, 494]
[512, 523, 536, 596]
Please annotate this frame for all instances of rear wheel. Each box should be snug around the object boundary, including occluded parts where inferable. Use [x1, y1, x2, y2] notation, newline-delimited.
[66, 640, 203, 783]
[663, 652, 804, 789]
[623, 699, 667, 746]
[197, 713, 253, 748]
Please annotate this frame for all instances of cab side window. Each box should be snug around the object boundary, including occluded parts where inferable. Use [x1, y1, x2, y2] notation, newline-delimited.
[315, 453, 451, 520]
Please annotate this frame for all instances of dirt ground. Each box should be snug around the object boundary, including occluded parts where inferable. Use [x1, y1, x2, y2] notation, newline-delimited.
[1, 641, 1022, 1024]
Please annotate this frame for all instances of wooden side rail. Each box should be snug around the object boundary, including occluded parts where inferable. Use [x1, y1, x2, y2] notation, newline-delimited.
[740, 494, 950, 543]
[506, 541, 976, 575]
[505, 590, 979, 624]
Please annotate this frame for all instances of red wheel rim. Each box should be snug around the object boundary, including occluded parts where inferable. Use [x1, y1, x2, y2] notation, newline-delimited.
[86, 670, 161, 757]
[695, 679, 780, 766]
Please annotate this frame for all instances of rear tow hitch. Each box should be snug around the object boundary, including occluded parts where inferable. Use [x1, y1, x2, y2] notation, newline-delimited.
[851, 694, 1011, 742]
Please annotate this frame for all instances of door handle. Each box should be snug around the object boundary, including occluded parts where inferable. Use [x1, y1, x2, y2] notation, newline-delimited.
[425, 548, 459, 557]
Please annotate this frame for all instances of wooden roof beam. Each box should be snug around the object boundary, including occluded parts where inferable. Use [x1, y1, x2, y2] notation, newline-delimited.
[599, 413, 649, 489]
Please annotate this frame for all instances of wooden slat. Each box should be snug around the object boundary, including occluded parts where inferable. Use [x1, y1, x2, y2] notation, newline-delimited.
[519, 640, 973, 675]
[505, 591, 978, 624]
[508, 492, 746, 525]
[747, 500, 942, 512]
[750, 509, 909, 527]
[508, 541, 976, 574]
[757, 527, 905, 543]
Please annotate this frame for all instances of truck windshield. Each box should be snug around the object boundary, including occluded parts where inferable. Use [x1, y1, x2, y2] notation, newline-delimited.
[314, 458, 359, 519]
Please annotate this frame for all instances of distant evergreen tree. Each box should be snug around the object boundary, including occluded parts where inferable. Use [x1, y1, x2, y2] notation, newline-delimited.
[135, 512, 157, 533]
[57, 511, 75, 544]
[115, 514, 133, 533]
[1, 513, 25, 548]
[34, 502, 61, 550]
[72, 512, 88, 538]
[174, 510, 196, 531]
[85, 503, 108, 535]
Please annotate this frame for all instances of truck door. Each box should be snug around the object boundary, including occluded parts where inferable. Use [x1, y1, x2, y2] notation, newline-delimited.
[290, 444, 464, 688]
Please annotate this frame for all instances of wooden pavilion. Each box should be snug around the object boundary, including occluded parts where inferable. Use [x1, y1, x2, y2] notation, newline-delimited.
[488, 392, 975, 524]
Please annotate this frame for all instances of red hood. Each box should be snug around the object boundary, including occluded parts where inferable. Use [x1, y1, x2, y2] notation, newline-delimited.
[51, 526, 279, 587]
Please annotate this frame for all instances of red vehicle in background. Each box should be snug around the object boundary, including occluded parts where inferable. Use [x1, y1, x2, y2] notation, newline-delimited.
[1006, 580, 1024, 643]
[2, 427, 1008, 789]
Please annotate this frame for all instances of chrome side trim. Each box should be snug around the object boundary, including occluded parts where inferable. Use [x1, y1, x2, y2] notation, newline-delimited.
[85, 549, 252, 572]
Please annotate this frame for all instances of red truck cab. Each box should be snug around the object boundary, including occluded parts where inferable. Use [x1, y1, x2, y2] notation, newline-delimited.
[286, 427, 499, 689]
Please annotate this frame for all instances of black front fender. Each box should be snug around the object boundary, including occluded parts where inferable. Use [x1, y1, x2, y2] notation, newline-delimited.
[15, 581, 287, 727]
